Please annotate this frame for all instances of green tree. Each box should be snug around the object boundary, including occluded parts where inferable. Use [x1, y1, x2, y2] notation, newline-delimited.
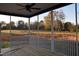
[44, 12, 51, 31]
[44, 10, 65, 31]
[39, 20, 45, 30]
[10, 21, 16, 29]
[6, 23, 10, 29]
[1, 21, 7, 30]
[31, 21, 38, 30]
[24, 22, 28, 30]
[17, 20, 25, 30]
[64, 22, 74, 32]
[54, 20, 63, 31]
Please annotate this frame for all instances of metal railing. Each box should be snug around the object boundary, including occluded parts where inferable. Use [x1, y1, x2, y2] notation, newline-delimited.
[53, 38, 78, 56]
[0, 35, 79, 56]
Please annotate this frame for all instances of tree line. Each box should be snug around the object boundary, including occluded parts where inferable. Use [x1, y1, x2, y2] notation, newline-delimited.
[0, 10, 78, 32]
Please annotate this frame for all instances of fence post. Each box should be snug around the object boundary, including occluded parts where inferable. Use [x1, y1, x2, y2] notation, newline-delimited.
[75, 3, 78, 56]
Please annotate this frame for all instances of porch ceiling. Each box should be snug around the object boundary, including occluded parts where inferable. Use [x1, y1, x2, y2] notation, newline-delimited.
[0, 3, 71, 18]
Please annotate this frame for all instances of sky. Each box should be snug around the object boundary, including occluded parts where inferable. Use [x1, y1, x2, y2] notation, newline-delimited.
[0, 4, 79, 25]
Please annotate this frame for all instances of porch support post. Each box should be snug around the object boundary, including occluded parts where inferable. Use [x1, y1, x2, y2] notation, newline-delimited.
[0, 16, 2, 55]
[37, 15, 39, 31]
[51, 10, 55, 52]
[10, 16, 11, 35]
[37, 15, 39, 48]
[28, 18, 30, 34]
[75, 3, 78, 56]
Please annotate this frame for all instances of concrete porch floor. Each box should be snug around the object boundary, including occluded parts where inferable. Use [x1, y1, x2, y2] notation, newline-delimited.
[1, 45, 63, 56]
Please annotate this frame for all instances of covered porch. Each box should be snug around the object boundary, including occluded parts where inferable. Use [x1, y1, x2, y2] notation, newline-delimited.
[0, 3, 78, 56]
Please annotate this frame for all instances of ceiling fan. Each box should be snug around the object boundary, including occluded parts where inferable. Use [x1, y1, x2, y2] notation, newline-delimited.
[16, 3, 41, 12]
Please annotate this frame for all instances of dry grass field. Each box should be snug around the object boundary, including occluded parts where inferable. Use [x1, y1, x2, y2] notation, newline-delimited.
[1, 30, 78, 41]
[0, 30, 78, 48]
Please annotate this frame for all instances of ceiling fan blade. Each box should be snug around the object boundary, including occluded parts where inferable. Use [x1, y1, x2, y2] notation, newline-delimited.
[16, 4, 25, 7]
[29, 3, 36, 7]
[28, 9, 32, 12]
[18, 8, 26, 10]
[31, 8, 41, 10]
